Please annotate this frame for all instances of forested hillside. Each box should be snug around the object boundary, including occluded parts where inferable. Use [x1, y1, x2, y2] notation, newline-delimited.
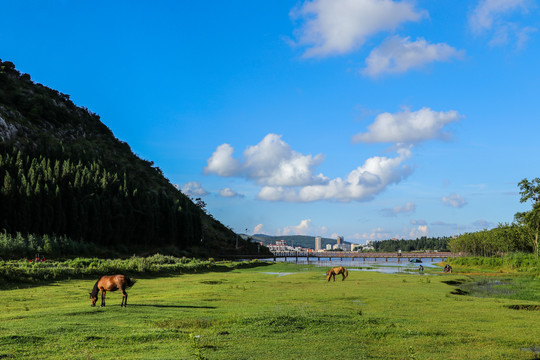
[0, 59, 263, 257]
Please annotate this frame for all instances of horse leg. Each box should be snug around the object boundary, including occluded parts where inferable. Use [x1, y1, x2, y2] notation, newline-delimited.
[121, 289, 127, 307]
[332, 273, 336, 281]
[101, 289, 106, 307]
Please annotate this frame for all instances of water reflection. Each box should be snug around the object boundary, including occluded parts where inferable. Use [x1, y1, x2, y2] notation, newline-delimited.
[260, 256, 444, 274]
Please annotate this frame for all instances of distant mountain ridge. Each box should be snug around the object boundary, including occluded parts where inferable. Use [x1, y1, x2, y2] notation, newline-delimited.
[250, 234, 350, 250]
[0, 59, 264, 257]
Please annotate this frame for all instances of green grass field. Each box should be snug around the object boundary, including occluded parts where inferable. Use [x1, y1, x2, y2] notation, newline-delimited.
[0, 262, 539, 359]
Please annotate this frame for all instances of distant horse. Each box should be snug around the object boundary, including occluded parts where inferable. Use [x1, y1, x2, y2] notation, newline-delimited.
[89, 275, 136, 307]
[326, 266, 348, 282]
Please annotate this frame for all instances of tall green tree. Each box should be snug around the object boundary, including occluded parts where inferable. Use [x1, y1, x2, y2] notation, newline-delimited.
[515, 178, 540, 258]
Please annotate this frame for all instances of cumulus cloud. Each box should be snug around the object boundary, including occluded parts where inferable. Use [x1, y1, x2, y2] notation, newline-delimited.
[206, 134, 413, 203]
[253, 224, 265, 234]
[258, 146, 413, 202]
[204, 134, 326, 187]
[469, 0, 536, 47]
[181, 181, 208, 197]
[219, 187, 244, 198]
[291, 0, 425, 57]
[442, 193, 468, 208]
[381, 201, 416, 217]
[409, 225, 428, 238]
[363, 36, 464, 77]
[278, 219, 313, 236]
[203, 144, 240, 177]
[353, 107, 462, 144]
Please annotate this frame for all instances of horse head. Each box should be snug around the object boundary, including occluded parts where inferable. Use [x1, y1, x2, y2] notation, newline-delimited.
[90, 292, 98, 306]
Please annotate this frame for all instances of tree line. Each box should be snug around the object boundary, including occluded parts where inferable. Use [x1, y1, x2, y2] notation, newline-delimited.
[0, 145, 203, 253]
[373, 236, 450, 252]
[448, 178, 539, 258]
[448, 223, 531, 256]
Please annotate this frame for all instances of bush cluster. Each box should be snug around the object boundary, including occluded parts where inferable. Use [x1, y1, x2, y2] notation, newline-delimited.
[0, 254, 267, 284]
[447, 252, 540, 274]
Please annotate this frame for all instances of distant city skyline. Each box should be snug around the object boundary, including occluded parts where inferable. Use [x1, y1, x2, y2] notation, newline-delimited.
[2, 1, 539, 243]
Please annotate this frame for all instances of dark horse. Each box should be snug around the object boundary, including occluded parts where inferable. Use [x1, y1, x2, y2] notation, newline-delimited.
[326, 266, 348, 282]
[89, 275, 136, 307]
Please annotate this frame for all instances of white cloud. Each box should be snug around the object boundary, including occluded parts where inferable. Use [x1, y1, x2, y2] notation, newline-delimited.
[469, 0, 536, 47]
[470, 0, 529, 33]
[291, 0, 425, 57]
[203, 144, 240, 177]
[381, 201, 416, 217]
[409, 225, 428, 238]
[181, 181, 209, 197]
[206, 134, 415, 203]
[363, 36, 464, 77]
[355, 227, 392, 241]
[353, 107, 462, 144]
[258, 146, 413, 202]
[219, 187, 243, 198]
[279, 219, 313, 236]
[516, 26, 537, 48]
[205, 134, 327, 187]
[242, 134, 327, 186]
[442, 193, 468, 208]
[253, 224, 265, 234]
[411, 219, 427, 225]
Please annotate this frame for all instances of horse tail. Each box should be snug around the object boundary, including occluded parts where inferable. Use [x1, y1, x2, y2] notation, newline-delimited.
[126, 277, 136, 288]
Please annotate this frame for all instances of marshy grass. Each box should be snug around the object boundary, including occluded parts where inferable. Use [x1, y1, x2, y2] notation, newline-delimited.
[0, 262, 538, 359]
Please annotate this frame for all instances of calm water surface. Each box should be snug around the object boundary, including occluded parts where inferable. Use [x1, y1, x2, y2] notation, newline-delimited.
[260, 256, 445, 274]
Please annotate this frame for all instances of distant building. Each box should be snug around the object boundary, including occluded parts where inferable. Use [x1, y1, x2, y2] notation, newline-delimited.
[351, 244, 363, 252]
[315, 236, 322, 251]
[333, 243, 351, 251]
[336, 236, 343, 244]
[326, 244, 332, 250]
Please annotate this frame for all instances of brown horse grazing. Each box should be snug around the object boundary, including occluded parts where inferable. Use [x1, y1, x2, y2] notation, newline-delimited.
[89, 275, 136, 307]
[326, 266, 348, 282]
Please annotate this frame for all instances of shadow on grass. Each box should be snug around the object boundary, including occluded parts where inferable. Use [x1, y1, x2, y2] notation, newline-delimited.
[129, 304, 217, 309]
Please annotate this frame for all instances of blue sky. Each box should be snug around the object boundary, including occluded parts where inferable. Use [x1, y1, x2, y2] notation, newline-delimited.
[2, 0, 540, 243]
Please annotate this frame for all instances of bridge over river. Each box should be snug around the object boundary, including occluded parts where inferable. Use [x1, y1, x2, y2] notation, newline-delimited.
[224, 251, 454, 263]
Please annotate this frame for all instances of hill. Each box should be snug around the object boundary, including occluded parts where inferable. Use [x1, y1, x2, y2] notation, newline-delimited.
[0, 59, 265, 258]
[250, 234, 350, 250]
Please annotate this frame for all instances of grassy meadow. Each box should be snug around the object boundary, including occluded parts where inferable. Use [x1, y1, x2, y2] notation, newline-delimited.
[0, 262, 539, 359]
